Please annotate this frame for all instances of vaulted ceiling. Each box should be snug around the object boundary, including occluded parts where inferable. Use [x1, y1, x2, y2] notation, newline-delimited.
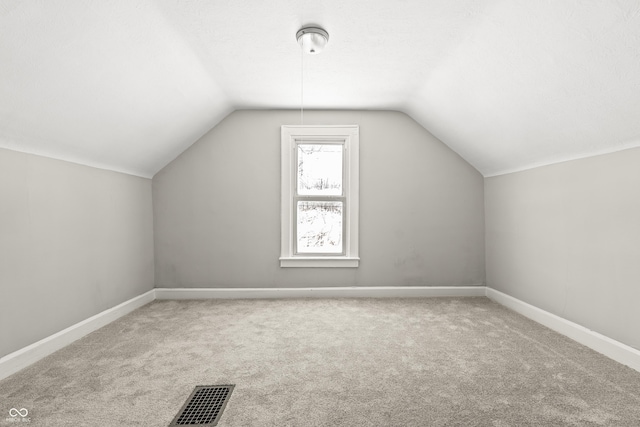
[2, 1, 640, 178]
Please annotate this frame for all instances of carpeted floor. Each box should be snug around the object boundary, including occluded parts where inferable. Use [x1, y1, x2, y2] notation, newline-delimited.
[1, 297, 639, 426]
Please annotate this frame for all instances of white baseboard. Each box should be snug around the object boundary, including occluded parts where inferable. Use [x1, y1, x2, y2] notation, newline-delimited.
[486, 287, 640, 373]
[4, 285, 638, 382]
[0, 289, 155, 381]
[0, 285, 483, 380]
[154, 285, 487, 300]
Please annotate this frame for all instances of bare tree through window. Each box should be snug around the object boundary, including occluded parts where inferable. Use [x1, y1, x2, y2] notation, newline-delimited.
[296, 143, 344, 253]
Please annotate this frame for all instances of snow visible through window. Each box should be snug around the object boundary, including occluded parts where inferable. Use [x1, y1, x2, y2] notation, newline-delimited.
[296, 144, 343, 253]
[297, 201, 343, 253]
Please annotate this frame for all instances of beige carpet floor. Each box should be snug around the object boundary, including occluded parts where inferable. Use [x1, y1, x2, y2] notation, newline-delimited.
[1, 297, 640, 426]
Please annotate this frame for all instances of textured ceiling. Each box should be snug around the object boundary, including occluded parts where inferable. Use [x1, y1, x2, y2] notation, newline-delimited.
[2, 0, 640, 177]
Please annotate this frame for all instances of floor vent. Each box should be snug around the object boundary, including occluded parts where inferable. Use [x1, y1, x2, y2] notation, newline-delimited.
[169, 385, 234, 426]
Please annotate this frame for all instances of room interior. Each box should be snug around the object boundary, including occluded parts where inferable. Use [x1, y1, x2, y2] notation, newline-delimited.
[1, 1, 640, 425]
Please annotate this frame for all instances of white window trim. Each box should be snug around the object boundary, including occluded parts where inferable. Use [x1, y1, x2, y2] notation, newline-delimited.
[280, 125, 359, 268]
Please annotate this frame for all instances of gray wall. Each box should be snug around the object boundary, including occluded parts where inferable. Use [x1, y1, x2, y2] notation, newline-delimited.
[485, 148, 640, 350]
[153, 110, 485, 288]
[0, 149, 154, 358]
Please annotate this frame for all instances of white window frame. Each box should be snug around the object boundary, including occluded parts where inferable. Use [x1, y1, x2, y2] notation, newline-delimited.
[280, 125, 359, 268]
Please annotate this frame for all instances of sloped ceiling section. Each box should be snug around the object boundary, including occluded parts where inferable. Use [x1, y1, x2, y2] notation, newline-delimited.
[406, 1, 640, 176]
[2, 1, 640, 178]
[0, 1, 233, 177]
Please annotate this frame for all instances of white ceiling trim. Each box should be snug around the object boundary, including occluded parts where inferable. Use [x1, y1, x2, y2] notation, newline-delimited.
[481, 139, 640, 178]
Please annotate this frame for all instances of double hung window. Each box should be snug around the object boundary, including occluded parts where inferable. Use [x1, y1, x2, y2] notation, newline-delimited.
[280, 126, 359, 267]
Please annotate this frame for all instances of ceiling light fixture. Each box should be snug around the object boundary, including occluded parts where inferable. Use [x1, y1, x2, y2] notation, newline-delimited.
[297, 26, 329, 125]
[296, 26, 329, 55]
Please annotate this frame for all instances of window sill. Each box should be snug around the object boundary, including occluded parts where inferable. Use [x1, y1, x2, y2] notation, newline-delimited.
[279, 257, 360, 268]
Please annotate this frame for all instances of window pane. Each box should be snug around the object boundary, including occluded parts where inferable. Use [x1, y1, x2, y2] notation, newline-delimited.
[297, 201, 343, 253]
[297, 144, 342, 196]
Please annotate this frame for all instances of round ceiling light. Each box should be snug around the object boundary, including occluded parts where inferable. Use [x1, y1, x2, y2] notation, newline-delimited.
[296, 26, 329, 55]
